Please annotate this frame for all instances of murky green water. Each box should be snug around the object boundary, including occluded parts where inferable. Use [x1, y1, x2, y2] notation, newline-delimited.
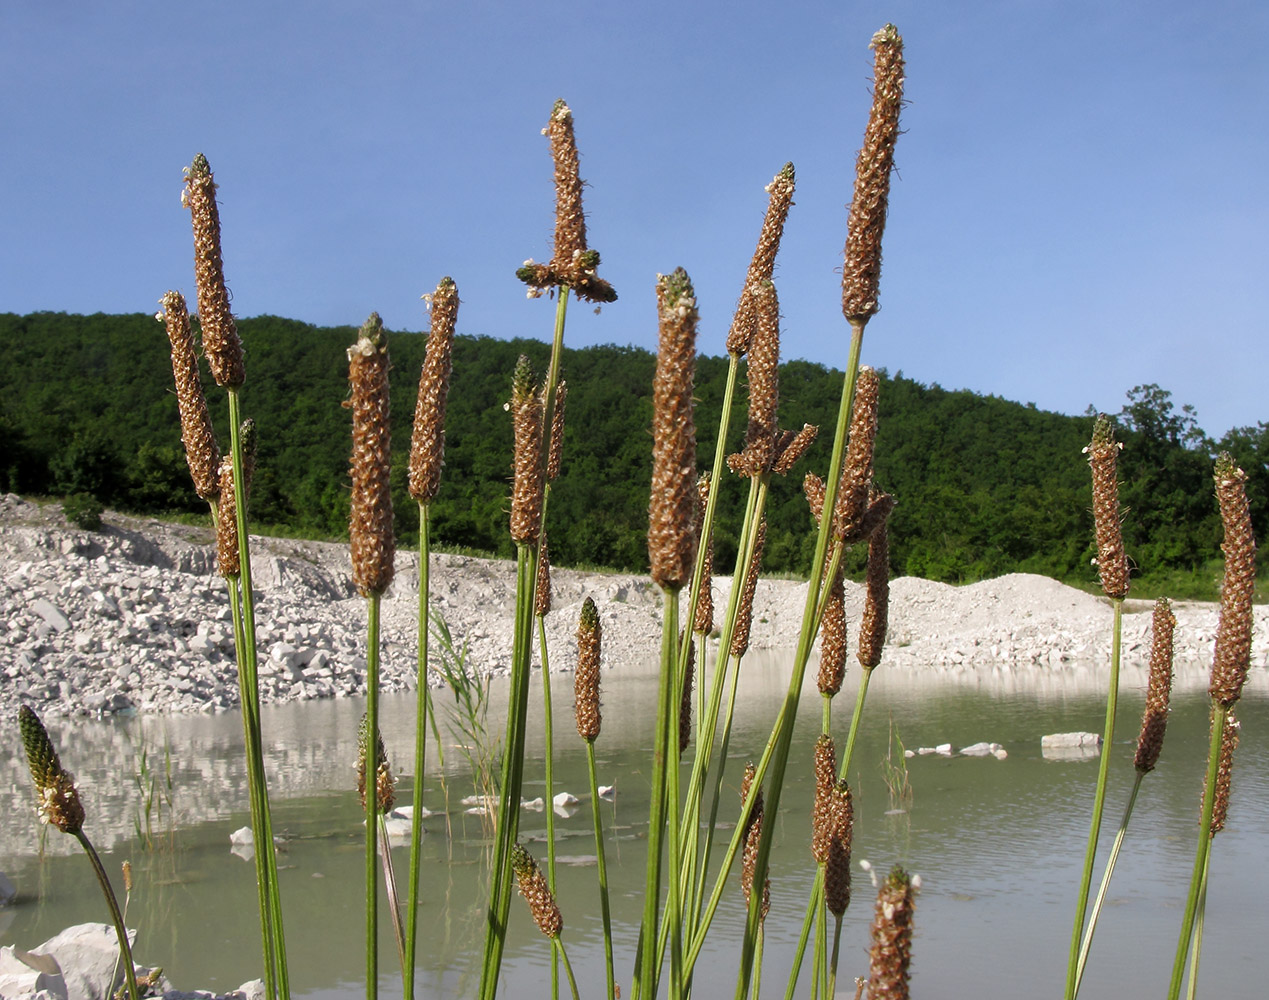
[3, 656, 1265, 999]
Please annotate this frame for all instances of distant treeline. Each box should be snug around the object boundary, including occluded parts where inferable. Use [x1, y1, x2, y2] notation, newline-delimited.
[2, 311, 1265, 597]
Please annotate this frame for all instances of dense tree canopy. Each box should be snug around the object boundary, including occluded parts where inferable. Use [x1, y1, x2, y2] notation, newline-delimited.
[2, 311, 1261, 598]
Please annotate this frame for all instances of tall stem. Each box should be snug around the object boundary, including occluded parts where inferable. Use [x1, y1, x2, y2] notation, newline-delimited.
[586, 742, 617, 999]
[365, 595, 382, 1000]
[538, 617, 560, 1000]
[1065, 598, 1123, 1000]
[74, 831, 140, 1000]
[405, 502, 432, 1000]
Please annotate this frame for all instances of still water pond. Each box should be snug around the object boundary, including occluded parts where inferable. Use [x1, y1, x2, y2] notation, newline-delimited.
[2, 657, 1265, 999]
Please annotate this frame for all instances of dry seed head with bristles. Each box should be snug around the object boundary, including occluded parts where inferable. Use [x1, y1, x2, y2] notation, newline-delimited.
[1134, 597, 1177, 773]
[356, 713, 395, 814]
[730, 516, 767, 659]
[347, 314, 395, 597]
[648, 269, 698, 590]
[1208, 710, 1240, 835]
[693, 474, 715, 634]
[1209, 453, 1256, 707]
[547, 379, 568, 482]
[835, 366, 880, 540]
[818, 571, 848, 696]
[857, 494, 892, 670]
[842, 26, 905, 326]
[19, 705, 85, 834]
[511, 843, 564, 938]
[811, 734, 838, 864]
[679, 629, 694, 756]
[575, 596, 602, 742]
[121, 860, 133, 895]
[804, 472, 827, 525]
[772, 422, 819, 476]
[824, 780, 854, 917]
[408, 277, 458, 505]
[535, 536, 552, 618]
[866, 865, 918, 999]
[214, 419, 256, 578]
[160, 291, 220, 501]
[739, 762, 771, 920]
[726, 162, 795, 357]
[183, 154, 244, 388]
[509, 356, 546, 545]
[1084, 415, 1130, 600]
[728, 281, 780, 478]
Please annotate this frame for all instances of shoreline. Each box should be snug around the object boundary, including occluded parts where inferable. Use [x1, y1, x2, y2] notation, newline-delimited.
[3, 494, 1265, 721]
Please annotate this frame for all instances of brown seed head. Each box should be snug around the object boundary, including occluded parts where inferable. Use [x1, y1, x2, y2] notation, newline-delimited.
[547, 379, 568, 482]
[679, 630, 695, 756]
[1085, 415, 1130, 600]
[843, 26, 905, 325]
[866, 864, 917, 999]
[161, 291, 220, 501]
[19, 705, 85, 834]
[693, 474, 715, 634]
[835, 366, 880, 540]
[1209, 453, 1256, 707]
[183, 154, 244, 387]
[511, 843, 564, 938]
[535, 537, 552, 618]
[348, 314, 395, 597]
[739, 762, 769, 918]
[804, 472, 827, 525]
[811, 734, 838, 863]
[730, 517, 767, 659]
[575, 597, 602, 742]
[355, 713, 395, 814]
[1134, 597, 1176, 773]
[727, 163, 795, 357]
[728, 281, 780, 477]
[773, 423, 819, 476]
[122, 860, 133, 895]
[509, 356, 545, 545]
[818, 571, 848, 696]
[648, 269, 698, 589]
[824, 780, 854, 917]
[858, 497, 892, 670]
[214, 420, 256, 578]
[408, 277, 458, 504]
[1208, 710, 1240, 835]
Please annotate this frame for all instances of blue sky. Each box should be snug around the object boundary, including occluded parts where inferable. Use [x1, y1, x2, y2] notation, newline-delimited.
[2, 0, 1267, 438]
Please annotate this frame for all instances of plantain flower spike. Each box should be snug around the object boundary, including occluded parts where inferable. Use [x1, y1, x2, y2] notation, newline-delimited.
[356, 712, 395, 814]
[842, 26, 905, 327]
[866, 865, 919, 999]
[575, 596, 602, 742]
[835, 366, 880, 540]
[857, 492, 893, 670]
[183, 154, 244, 387]
[547, 379, 568, 482]
[347, 314, 394, 597]
[824, 780, 854, 918]
[1134, 597, 1176, 773]
[1084, 415, 1129, 600]
[19, 705, 85, 834]
[535, 536, 552, 618]
[1209, 453, 1256, 707]
[509, 356, 545, 546]
[811, 734, 838, 864]
[678, 629, 694, 756]
[1208, 710, 1240, 835]
[693, 474, 715, 635]
[728, 281, 780, 477]
[648, 269, 698, 590]
[739, 762, 771, 921]
[730, 517, 767, 659]
[511, 843, 564, 938]
[408, 277, 458, 505]
[727, 162, 795, 357]
[214, 419, 256, 578]
[161, 291, 220, 501]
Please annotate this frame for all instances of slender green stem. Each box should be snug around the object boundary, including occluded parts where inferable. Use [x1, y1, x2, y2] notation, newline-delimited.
[479, 545, 538, 1000]
[781, 868, 821, 1000]
[554, 937, 582, 1000]
[585, 742, 617, 1000]
[1167, 702, 1227, 1000]
[1065, 598, 1123, 1000]
[366, 594, 382, 1000]
[826, 913, 843, 1000]
[538, 616, 560, 1000]
[74, 831, 139, 1000]
[228, 388, 290, 1000]
[405, 502, 432, 1000]
[378, 814, 406, 975]
[633, 588, 682, 1000]
[1073, 770, 1144, 994]
[751, 923, 765, 1000]
[1185, 851, 1212, 1000]
[811, 891, 826, 1000]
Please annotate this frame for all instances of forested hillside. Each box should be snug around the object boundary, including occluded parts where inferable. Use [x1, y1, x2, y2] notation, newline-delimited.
[2, 311, 1264, 596]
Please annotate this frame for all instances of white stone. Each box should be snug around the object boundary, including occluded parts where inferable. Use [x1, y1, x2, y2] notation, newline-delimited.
[30, 923, 135, 1000]
[552, 792, 579, 808]
[1041, 732, 1101, 748]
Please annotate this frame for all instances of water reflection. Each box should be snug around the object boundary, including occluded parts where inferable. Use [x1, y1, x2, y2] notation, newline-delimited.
[1, 656, 1265, 1000]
